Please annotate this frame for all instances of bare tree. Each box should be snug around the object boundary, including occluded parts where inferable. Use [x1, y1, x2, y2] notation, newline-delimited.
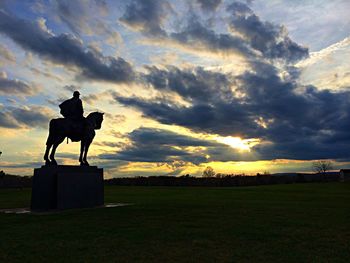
[313, 160, 333, 175]
[203, 166, 215, 177]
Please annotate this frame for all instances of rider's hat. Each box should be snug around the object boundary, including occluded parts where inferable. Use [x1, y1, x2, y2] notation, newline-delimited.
[73, 91, 80, 96]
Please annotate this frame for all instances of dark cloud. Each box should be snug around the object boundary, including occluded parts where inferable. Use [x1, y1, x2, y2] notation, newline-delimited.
[116, 66, 258, 137]
[100, 127, 220, 164]
[144, 66, 233, 103]
[0, 105, 53, 129]
[0, 72, 39, 96]
[119, 1, 307, 63]
[120, 0, 248, 56]
[0, 10, 135, 83]
[114, 62, 350, 161]
[55, 152, 79, 159]
[114, 95, 256, 137]
[196, 0, 223, 11]
[169, 18, 254, 57]
[94, 141, 126, 148]
[227, 2, 309, 63]
[120, 1, 255, 58]
[128, 127, 219, 147]
[226, 1, 253, 16]
[99, 127, 256, 164]
[120, 0, 170, 36]
[0, 161, 43, 168]
[100, 142, 195, 163]
[0, 111, 19, 128]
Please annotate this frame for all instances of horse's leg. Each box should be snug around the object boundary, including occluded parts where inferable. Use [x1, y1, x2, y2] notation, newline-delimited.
[79, 140, 84, 166]
[44, 121, 54, 165]
[44, 143, 52, 165]
[83, 141, 91, 166]
[50, 136, 65, 165]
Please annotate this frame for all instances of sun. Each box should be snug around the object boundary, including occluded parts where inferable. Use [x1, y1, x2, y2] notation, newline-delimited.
[216, 136, 260, 151]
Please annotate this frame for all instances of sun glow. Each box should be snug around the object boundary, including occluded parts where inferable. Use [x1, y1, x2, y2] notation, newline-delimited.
[216, 136, 260, 151]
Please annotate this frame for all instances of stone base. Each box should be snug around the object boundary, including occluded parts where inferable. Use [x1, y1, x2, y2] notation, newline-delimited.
[31, 165, 104, 211]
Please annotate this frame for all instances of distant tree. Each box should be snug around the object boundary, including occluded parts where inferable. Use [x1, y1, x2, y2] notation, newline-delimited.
[203, 166, 215, 177]
[313, 160, 333, 175]
[215, 173, 224, 178]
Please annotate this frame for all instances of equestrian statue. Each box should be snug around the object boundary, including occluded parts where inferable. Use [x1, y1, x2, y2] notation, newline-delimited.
[44, 91, 104, 166]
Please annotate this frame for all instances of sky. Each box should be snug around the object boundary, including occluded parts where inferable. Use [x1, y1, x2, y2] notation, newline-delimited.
[1, 0, 350, 177]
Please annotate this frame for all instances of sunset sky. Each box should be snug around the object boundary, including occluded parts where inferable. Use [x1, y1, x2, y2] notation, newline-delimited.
[1, 0, 350, 177]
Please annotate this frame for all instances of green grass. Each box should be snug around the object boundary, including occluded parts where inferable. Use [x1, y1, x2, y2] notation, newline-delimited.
[0, 183, 349, 262]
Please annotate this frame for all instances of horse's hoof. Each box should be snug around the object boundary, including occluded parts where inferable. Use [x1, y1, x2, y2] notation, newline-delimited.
[51, 159, 58, 165]
[45, 160, 51, 166]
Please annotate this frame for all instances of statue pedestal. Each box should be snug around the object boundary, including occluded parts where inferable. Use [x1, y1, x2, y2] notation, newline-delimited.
[31, 165, 104, 211]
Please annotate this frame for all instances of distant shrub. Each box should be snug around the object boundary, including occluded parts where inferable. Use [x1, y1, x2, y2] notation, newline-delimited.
[202, 166, 216, 177]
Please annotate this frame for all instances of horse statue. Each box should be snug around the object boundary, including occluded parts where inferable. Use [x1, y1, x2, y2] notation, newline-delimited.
[44, 112, 104, 166]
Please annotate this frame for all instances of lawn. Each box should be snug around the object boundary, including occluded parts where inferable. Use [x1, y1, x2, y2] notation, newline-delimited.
[0, 183, 349, 262]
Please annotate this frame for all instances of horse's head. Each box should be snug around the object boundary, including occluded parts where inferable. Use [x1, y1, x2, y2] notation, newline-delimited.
[87, 112, 104, 130]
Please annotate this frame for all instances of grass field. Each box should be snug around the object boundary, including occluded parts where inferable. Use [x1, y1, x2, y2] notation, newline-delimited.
[0, 183, 349, 262]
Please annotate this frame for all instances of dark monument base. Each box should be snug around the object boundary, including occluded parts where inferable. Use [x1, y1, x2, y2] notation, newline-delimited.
[31, 165, 104, 211]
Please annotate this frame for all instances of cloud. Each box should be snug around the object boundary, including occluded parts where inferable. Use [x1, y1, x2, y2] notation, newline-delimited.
[169, 17, 254, 58]
[0, 72, 40, 96]
[99, 127, 223, 164]
[114, 61, 350, 161]
[115, 66, 257, 137]
[144, 66, 233, 103]
[0, 111, 19, 128]
[297, 37, 350, 68]
[99, 127, 258, 164]
[0, 105, 54, 129]
[297, 37, 350, 90]
[55, 0, 92, 36]
[0, 43, 15, 62]
[115, 95, 256, 137]
[53, 0, 121, 46]
[63, 84, 81, 93]
[227, 2, 309, 63]
[0, 10, 135, 83]
[195, 0, 223, 11]
[120, 1, 308, 63]
[120, 0, 170, 36]
[127, 127, 219, 147]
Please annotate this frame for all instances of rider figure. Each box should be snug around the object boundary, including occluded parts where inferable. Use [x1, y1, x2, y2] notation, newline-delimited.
[59, 91, 84, 140]
[59, 91, 84, 120]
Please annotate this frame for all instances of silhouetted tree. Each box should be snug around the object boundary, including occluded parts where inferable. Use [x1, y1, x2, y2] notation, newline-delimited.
[313, 160, 333, 175]
[203, 166, 215, 177]
[215, 173, 224, 178]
